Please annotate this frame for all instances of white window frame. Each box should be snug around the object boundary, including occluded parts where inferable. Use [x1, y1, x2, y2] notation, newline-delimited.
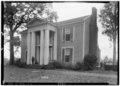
[65, 28, 71, 42]
[61, 46, 74, 64]
[62, 26, 74, 42]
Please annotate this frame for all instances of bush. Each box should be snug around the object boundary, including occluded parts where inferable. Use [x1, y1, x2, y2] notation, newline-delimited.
[14, 58, 26, 68]
[104, 64, 117, 71]
[84, 54, 98, 70]
[43, 64, 55, 69]
[73, 62, 84, 70]
[63, 63, 73, 69]
[43, 60, 63, 69]
[52, 60, 63, 68]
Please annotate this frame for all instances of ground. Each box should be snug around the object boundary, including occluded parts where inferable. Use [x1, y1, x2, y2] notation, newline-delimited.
[3, 65, 117, 84]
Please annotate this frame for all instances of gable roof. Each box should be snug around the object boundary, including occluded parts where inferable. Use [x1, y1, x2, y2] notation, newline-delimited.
[26, 15, 90, 28]
[27, 17, 56, 28]
[55, 15, 90, 26]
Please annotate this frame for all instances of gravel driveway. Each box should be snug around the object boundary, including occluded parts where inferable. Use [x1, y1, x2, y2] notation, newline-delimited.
[3, 65, 117, 84]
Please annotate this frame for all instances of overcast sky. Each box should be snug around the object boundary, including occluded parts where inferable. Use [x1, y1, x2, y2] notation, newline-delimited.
[4, 2, 114, 60]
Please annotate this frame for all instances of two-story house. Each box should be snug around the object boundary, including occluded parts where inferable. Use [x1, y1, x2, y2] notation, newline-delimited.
[21, 7, 100, 65]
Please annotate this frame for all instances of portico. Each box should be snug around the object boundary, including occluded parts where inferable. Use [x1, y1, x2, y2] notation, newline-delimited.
[26, 18, 57, 65]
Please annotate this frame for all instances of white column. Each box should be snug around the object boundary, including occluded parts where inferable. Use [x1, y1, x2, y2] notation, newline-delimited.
[29, 32, 32, 64]
[31, 32, 35, 64]
[27, 32, 30, 64]
[44, 29, 49, 65]
[40, 30, 44, 65]
[54, 31, 57, 60]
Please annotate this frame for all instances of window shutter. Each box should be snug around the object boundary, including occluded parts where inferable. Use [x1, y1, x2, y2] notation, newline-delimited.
[70, 48, 73, 62]
[62, 48, 65, 62]
[70, 27, 73, 42]
[63, 27, 65, 42]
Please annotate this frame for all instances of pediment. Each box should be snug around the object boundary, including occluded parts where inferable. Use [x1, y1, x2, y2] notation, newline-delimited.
[27, 17, 46, 27]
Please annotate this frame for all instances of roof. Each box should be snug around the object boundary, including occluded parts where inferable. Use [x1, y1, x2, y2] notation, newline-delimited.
[20, 30, 28, 34]
[26, 15, 91, 29]
[55, 15, 90, 26]
[27, 17, 57, 28]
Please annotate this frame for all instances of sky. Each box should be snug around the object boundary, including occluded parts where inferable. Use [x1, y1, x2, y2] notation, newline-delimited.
[52, 2, 113, 60]
[4, 2, 114, 60]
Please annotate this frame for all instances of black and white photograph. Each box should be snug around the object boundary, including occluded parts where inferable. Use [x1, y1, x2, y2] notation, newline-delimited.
[2, 1, 119, 85]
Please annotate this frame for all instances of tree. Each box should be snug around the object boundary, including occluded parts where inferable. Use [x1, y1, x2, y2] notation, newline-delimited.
[99, 2, 118, 65]
[3, 2, 58, 65]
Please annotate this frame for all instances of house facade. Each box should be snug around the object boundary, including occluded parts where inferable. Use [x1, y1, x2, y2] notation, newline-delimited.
[21, 7, 100, 65]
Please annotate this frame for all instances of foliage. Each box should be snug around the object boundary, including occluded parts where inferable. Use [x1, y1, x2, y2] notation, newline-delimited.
[62, 63, 73, 69]
[14, 58, 26, 67]
[73, 62, 84, 70]
[3, 2, 58, 65]
[104, 64, 117, 71]
[43, 60, 63, 69]
[99, 2, 118, 65]
[99, 2, 118, 41]
[84, 54, 98, 70]
[51, 60, 63, 68]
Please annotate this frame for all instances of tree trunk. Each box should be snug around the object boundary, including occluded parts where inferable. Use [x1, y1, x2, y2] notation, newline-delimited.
[113, 35, 116, 65]
[9, 31, 14, 65]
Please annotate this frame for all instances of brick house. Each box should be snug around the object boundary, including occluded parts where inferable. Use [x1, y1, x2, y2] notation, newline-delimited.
[21, 7, 100, 65]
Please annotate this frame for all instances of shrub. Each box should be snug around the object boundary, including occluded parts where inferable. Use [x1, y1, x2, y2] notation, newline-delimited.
[43, 63, 55, 69]
[43, 60, 63, 69]
[63, 63, 73, 69]
[14, 58, 26, 68]
[51, 60, 63, 68]
[104, 64, 117, 71]
[73, 62, 84, 70]
[84, 54, 98, 70]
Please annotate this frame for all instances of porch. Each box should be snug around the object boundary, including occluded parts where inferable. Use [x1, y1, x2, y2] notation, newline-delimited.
[27, 25, 57, 65]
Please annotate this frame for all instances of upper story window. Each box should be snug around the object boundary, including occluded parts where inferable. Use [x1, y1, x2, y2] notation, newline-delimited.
[63, 26, 73, 42]
[65, 28, 71, 41]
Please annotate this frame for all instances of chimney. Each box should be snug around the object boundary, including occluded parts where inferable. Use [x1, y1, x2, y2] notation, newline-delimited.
[91, 7, 97, 23]
[89, 7, 98, 57]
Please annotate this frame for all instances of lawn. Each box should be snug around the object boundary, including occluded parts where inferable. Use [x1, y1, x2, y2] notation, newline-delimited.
[3, 65, 117, 84]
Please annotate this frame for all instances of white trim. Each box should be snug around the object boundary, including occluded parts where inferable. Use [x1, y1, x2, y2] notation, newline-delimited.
[61, 46, 74, 64]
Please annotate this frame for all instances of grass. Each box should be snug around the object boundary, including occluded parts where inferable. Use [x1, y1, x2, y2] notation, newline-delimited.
[3, 65, 117, 84]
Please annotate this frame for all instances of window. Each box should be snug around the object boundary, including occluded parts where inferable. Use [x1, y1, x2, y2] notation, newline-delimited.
[65, 29, 71, 41]
[62, 47, 73, 63]
[63, 26, 73, 42]
[35, 31, 40, 46]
